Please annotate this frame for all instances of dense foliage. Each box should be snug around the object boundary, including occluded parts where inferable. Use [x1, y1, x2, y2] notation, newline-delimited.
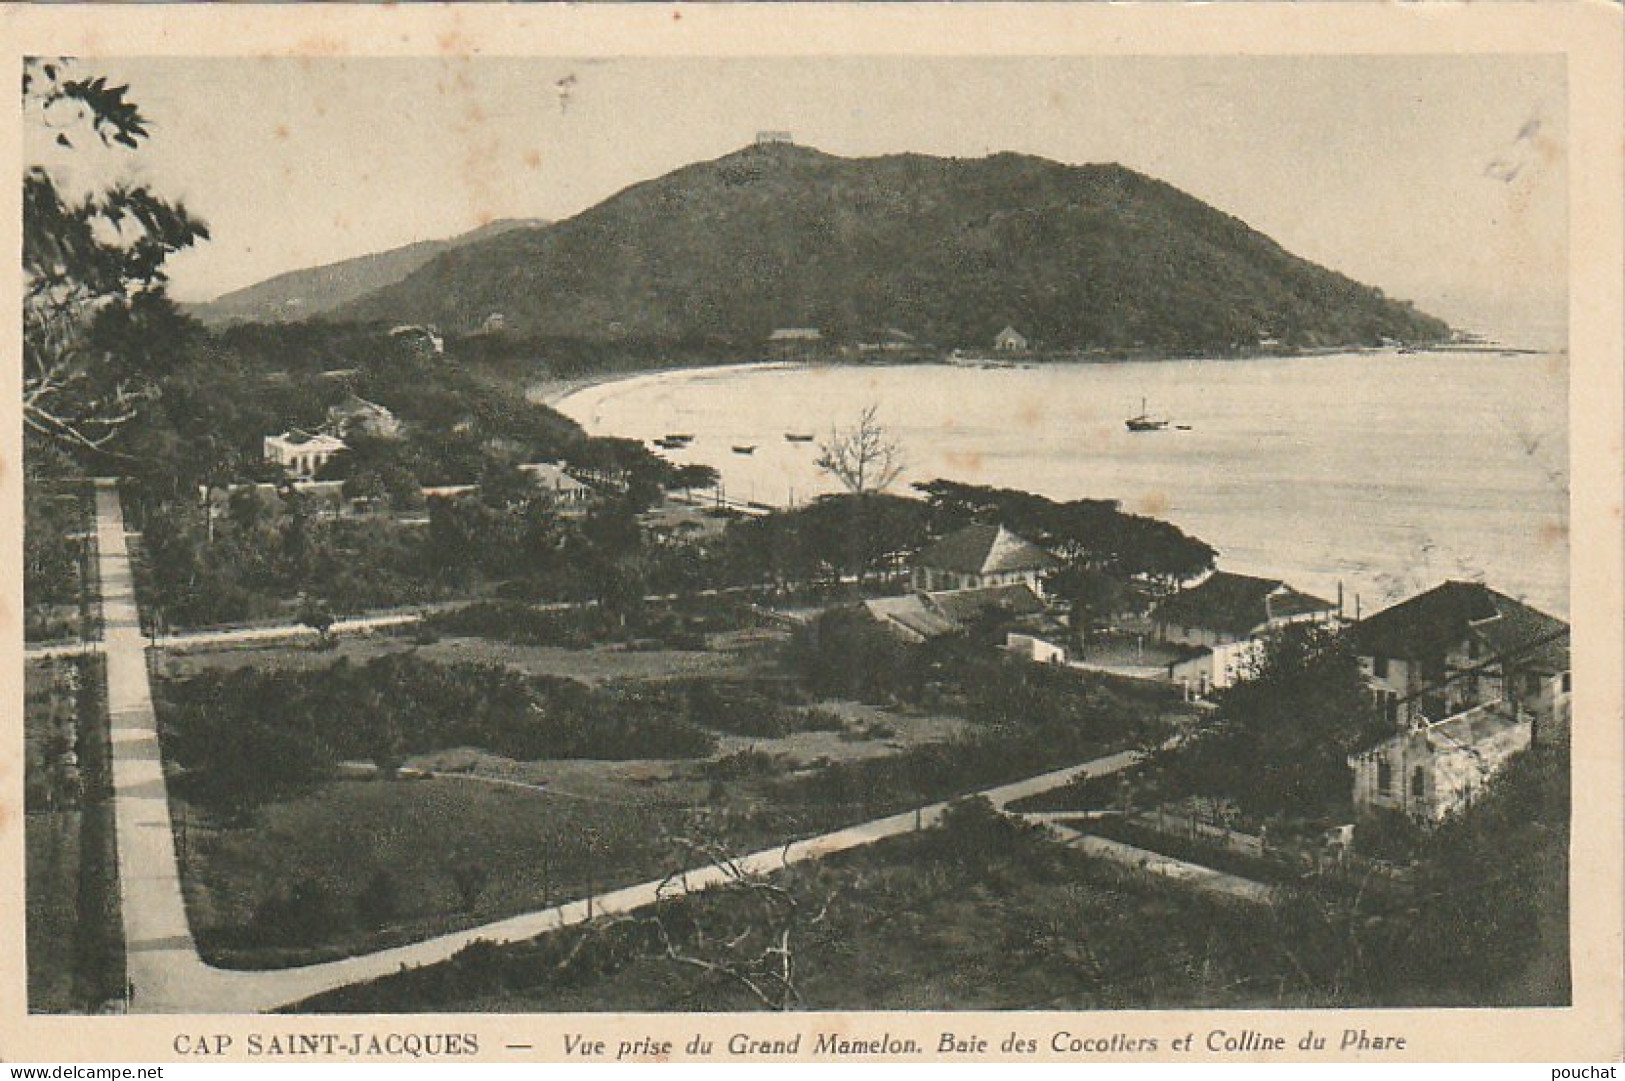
[716, 493, 932, 589]
[24, 481, 89, 641]
[295, 735, 1569, 1013]
[24, 60, 209, 455]
[333, 143, 1450, 353]
[914, 479, 1217, 589]
[159, 656, 720, 816]
[1151, 622, 1388, 818]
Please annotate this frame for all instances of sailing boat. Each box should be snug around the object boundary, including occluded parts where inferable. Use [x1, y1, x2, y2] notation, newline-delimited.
[1125, 398, 1170, 432]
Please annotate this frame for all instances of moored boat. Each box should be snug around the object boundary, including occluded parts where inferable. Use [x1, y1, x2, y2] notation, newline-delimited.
[1125, 398, 1170, 432]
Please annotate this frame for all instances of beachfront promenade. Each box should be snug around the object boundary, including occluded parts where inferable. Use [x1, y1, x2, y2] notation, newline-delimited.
[87, 479, 1136, 1013]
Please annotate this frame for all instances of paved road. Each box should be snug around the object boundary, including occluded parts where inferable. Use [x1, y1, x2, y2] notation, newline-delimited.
[95, 479, 223, 1012]
[26, 608, 428, 661]
[88, 477, 1142, 1013]
[26, 584, 789, 662]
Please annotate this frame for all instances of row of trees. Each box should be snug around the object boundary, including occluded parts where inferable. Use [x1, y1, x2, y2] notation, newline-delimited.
[913, 478, 1217, 589]
[160, 656, 724, 819]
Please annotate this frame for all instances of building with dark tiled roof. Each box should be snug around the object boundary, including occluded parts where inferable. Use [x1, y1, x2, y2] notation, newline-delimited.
[1151, 570, 1337, 648]
[910, 523, 1061, 596]
[1348, 579, 1570, 729]
[865, 582, 1050, 645]
[1345, 580, 1569, 823]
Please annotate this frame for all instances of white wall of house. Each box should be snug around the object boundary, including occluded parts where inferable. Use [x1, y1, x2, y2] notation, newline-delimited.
[911, 566, 1045, 596]
[1350, 712, 1532, 822]
[1359, 640, 1516, 729]
[1159, 623, 1241, 649]
[1006, 633, 1067, 665]
[263, 435, 345, 478]
[1168, 638, 1264, 698]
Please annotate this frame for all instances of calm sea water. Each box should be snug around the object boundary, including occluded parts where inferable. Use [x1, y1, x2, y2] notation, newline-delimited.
[551, 351, 1569, 618]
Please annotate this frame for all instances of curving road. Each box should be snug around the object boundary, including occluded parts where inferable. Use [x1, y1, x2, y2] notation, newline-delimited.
[91, 478, 1140, 1014]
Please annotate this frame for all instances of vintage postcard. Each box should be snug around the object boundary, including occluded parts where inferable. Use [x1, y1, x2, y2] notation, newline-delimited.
[2, 1, 1620, 1065]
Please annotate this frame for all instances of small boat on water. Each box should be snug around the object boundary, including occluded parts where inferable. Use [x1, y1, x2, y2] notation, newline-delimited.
[1125, 398, 1170, 432]
[663, 433, 694, 445]
[732, 444, 757, 455]
[784, 432, 815, 443]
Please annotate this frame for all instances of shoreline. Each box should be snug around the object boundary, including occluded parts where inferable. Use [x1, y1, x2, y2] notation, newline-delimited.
[529, 339, 1561, 414]
[526, 349, 1567, 620]
[529, 358, 802, 412]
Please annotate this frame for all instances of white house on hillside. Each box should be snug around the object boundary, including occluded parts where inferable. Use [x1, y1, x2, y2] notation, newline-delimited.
[519, 461, 592, 507]
[263, 429, 347, 479]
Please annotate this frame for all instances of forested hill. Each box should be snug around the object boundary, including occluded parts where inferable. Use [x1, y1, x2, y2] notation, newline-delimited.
[328, 143, 1448, 352]
[189, 218, 547, 327]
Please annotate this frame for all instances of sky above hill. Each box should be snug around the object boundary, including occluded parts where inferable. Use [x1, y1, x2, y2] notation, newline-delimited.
[30, 55, 1565, 344]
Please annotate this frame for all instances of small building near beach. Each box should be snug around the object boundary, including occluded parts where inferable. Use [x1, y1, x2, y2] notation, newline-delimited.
[910, 523, 1060, 596]
[767, 326, 823, 359]
[993, 325, 1029, 352]
[520, 461, 592, 507]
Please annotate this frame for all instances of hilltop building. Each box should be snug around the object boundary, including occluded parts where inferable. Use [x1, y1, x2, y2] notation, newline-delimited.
[910, 523, 1059, 596]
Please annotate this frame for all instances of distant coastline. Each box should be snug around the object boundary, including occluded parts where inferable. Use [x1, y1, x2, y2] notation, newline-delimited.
[544, 348, 1569, 620]
[529, 333, 1563, 415]
[530, 360, 803, 411]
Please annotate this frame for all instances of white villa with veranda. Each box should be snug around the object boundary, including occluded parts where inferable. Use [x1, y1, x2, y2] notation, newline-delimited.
[262, 429, 347, 479]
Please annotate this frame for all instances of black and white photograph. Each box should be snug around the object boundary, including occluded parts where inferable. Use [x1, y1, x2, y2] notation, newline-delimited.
[7, 2, 1622, 1063]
